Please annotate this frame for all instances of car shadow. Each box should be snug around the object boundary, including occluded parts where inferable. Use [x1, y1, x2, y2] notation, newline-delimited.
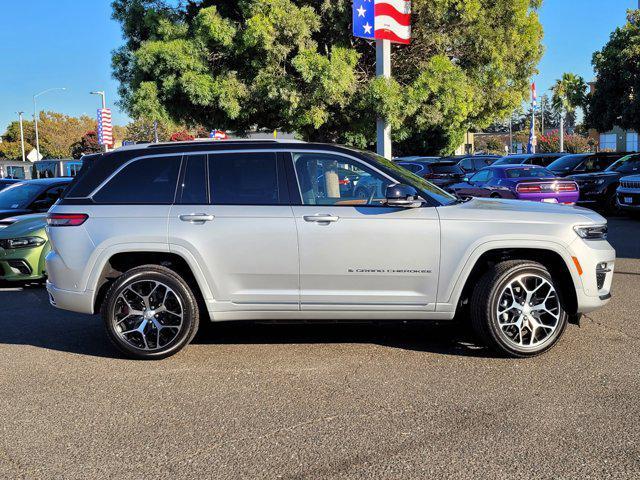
[0, 285, 496, 359]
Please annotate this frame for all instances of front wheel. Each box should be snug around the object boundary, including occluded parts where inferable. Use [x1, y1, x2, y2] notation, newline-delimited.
[470, 260, 568, 357]
[101, 265, 200, 360]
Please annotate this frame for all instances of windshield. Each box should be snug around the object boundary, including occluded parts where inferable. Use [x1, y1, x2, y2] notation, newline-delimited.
[361, 151, 457, 205]
[606, 155, 640, 174]
[505, 168, 555, 179]
[547, 154, 588, 172]
[0, 183, 42, 209]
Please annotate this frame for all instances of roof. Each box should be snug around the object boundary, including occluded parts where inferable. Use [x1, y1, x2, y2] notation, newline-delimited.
[114, 138, 306, 153]
[487, 164, 546, 171]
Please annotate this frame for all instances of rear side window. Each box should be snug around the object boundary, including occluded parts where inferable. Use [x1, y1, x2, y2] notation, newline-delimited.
[209, 152, 280, 205]
[178, 155, 208, 205]
[399, 163, 422, 174]
[431, 164, 463, 174]
[93, 156, 180, 204]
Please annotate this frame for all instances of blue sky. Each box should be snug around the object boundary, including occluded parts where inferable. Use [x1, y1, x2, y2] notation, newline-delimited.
[0, 0, 637, 133]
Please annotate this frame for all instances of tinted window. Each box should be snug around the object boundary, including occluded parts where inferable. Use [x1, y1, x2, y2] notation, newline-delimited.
[594, 155, 619, 171]
[471, 170, 491, 182]
[431, 164, 464, 174]
[209, 152, 279, 205]
[494, 156, 526, 165]
[608, 155, 640, 174]
[505, 168, 554, 179]
[32, 185, 66, 210]
[178, 155, 208, 204]
[460, 158, 474, 171]
[475, 158, 497, 170]
[93, 156, 180, 204]
[548, 154, 588, 172]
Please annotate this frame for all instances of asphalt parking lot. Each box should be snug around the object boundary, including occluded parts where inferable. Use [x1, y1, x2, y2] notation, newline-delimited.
[1, 218, 639, 479]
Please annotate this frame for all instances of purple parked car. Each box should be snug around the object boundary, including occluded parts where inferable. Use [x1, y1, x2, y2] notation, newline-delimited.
[451, 165, 579, 204]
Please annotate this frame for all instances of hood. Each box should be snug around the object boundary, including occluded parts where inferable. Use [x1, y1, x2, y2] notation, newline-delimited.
[0, 214, 47, 238]
[437, 197, 606, 225]
[621, 174, 640, 182]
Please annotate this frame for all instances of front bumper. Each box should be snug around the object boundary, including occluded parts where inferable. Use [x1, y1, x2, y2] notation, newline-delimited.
[616, 188, 640, 211]
[570, 237, 616, 313]
[0, 246, 46, 282]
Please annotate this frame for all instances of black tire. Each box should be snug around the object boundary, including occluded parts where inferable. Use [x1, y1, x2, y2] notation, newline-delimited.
[490, 193, 502, 199]
[605, 192, 621, 216]
[470, 260, 568, 358]
[101, 265, 199, 360]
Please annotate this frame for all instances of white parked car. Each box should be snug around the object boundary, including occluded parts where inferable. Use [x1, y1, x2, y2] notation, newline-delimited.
[46, 141, 615, 359]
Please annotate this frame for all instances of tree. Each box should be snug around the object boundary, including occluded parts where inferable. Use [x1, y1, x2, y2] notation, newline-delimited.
[0, 141, 30, 160]
[111, 0, 544, 155]
[587, 10, 640, 133]
[551, 73, 587, 151]
[123, 117, 174, 143]
[71, 131, 103, 159]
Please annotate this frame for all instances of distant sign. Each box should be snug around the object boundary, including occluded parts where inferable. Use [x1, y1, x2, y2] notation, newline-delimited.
[352, 0, 411, 44]
[97, 108, 113, 146]
[27, 148, 43, 162]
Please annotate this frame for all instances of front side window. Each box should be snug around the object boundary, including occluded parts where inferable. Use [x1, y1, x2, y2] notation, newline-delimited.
[93, 156, 181, 204]
[294, 153, 390, 206]
[209, 152, 280, 205]
[0, 183, 42, 209]
[460, 158, 474, 171]
[471, 170, 491, 182]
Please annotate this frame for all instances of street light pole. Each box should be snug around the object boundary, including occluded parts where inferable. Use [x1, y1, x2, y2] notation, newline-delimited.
[90, 90, 106, 110]
[33, 87, 66, 160]
[17, 112, 26, 162]
[376, 39, 392, 159]
[509, 115, 513, 154]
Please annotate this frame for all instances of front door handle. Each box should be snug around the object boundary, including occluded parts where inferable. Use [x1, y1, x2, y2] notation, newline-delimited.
[179, 213, 215, 224]
[303, 214, 339, 224]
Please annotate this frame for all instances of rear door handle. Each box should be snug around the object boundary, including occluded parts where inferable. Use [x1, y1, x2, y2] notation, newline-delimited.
[303, 214, 339, 224]
[179, 213, 215, 224]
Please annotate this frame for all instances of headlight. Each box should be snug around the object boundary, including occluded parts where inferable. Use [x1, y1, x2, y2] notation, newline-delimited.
[573, 225, 608, 240]
[0, 236, 46, 249]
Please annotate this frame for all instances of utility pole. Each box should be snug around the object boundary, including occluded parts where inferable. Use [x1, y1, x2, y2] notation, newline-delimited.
[17, 112, 26, 162]
[509, 115, 513, 154]
[33, 87, 66, 161]
[376, 39, 392, 159]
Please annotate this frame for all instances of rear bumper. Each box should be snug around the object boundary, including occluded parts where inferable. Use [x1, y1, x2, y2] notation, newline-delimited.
[516, 192, 579, 204]
[46, 281, 95, 314]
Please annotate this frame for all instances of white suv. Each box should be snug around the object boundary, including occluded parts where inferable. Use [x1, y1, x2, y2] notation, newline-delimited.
[46, 141, 615, 359]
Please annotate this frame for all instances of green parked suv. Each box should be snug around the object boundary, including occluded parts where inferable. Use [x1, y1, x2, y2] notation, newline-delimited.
[0, 214, 50, 283]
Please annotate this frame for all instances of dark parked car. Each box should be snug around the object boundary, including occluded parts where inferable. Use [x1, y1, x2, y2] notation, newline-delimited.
[492, 153, 566, 168]
[0, 179, 20, 192]
[397, 160, 465, 190]
[617, 174, 640, 216]
[453, 155, 501, 175]
[0, 178, 72, 220]
[393, 156, 441, 163]
[547, 152, 628, 178]
[450, 165, 579, 204]
[568, 153, 640, 213]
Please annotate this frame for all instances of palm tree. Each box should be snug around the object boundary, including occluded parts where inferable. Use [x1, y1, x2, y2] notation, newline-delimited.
[551, 73, 588, 151]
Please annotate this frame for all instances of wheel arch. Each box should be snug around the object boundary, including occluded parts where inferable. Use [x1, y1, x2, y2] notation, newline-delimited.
[447, 245, 580, 317]
[92, 250, 210, 315]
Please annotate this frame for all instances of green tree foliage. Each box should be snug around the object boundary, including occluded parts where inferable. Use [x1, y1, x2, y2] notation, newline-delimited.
[122, 117, 175, 142]
[587, 10, 640, 133]
[0, 141, 30, 160]
[112, 0, 543, 155]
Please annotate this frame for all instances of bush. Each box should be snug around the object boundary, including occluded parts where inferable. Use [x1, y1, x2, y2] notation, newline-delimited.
[170, 131, 195, 142]
[538, 130, 592, 153]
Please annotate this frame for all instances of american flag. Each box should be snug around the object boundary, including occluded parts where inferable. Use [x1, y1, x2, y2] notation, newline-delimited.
[531, 82, 537, 109]
[353, 0, 411, 45]
[209, 129, 228, 140]
[97, 108, 113, 146]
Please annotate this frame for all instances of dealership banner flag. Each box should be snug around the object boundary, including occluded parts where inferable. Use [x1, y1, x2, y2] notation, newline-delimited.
[97, 108, 113, 146]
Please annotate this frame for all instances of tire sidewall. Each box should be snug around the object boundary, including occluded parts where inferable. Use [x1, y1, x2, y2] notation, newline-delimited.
[486, 264, 568, 357]
[103, 268, 198, 360]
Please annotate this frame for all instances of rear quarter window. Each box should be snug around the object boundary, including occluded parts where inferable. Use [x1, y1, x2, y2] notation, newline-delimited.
[92, 156, 181, 204]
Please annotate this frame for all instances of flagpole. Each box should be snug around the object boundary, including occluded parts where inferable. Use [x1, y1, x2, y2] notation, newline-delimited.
[376, 39, 392, 159]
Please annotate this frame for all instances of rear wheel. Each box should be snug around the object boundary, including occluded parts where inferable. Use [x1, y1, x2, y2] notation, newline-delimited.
[490, 193, 502, 199]
[102, 265, 199, 360]
[470, 260, 568, 357]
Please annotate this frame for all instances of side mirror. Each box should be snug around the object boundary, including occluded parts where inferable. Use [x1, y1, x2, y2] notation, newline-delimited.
[384, 184, 422, 208]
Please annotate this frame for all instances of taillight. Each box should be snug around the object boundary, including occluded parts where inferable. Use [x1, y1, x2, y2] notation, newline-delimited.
[47, 213, 89, 227]
[556, 182, 578, 192]
[516, 184, 542, 193]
